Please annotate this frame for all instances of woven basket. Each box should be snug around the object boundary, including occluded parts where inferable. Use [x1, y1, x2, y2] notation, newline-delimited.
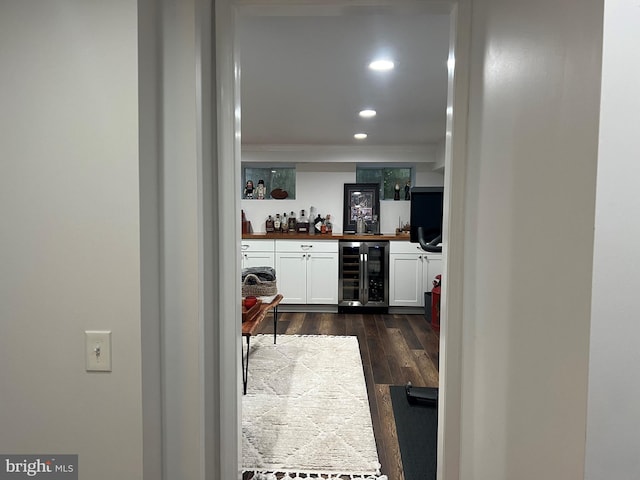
[242, 273, 277, 297]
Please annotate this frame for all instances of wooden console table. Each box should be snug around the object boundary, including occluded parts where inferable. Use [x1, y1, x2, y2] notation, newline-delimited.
[241, 293, 283, 394]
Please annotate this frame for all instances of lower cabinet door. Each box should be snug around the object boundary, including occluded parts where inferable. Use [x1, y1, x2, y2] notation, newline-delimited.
[389, 254, 424, 307]
[306, 253, 338, 304]
[423, 256, 443, 294]
[275, 253, 306, 304]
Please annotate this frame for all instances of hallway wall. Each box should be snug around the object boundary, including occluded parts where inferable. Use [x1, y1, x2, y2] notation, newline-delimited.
[0, 2, 143, 479]
[459, 0, 603, 478]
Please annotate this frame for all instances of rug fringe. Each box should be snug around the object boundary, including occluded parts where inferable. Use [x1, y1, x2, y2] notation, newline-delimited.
[245, 470, 388, 480]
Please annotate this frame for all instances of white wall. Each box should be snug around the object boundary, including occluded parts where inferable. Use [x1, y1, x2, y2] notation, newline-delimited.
[433, 139, 446, 171]
[585, 1, 640, 478]
[0, 2, 143, 479]
[241, 154, 444, 234]
[459, 0, 602, 478]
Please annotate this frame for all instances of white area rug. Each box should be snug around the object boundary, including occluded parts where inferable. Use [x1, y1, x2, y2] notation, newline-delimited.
[242, 334, 387, 480]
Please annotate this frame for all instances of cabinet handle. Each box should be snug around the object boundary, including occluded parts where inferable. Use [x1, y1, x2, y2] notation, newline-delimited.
[300, 244, 313, 249]
[241, 245, 249, 250]
[359, 253, 364, 296]
[302, 254, 306, 258]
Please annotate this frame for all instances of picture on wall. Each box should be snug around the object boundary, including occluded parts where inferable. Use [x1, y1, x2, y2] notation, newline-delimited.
[343, 183, 380, 233]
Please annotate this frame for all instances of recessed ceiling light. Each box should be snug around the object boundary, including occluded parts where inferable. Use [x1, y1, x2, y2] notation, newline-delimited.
[359, 109, 377, 118]
[369, 59, 394, 71]
[354, 133, 368, 140]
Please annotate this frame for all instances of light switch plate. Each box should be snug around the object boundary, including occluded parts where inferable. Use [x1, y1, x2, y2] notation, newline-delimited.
[85, 330, 112, 372]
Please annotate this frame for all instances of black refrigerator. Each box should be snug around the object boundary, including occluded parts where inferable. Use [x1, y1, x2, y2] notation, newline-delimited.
[338, 241, 389, 309]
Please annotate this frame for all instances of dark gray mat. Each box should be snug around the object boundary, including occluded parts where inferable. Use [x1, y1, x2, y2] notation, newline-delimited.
[389, 385, 438, 480]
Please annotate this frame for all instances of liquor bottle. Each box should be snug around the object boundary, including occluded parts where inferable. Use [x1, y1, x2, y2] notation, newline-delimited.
[308, 207, 316, 235]
[274, 213, 281, 232]
[265, 215, 275, 233]
[356, 212, 365, 234]
[325, 214, 332, 234]
[297, 209, 309, 233]
[314, 214, 323, 234]
[288, 211, 297, 232]
[281, 213, 289, 233]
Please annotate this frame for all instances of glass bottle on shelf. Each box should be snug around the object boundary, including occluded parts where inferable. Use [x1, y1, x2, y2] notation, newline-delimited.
[281, 212, 289, 233]
[314, 214, 323, 234]
[288, 211, 297, 232]
[265, 215, 274, 233]
[308, 207, 316, 235]
[325, 214, 332, 234]
[356, 212, 365, 234]
[274, 213, 281, 232]
[370, 214, 379, 234]
[298, 209, 309, 233]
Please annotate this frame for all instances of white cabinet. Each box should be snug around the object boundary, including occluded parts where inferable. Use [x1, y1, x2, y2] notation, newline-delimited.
[241, 240, 275, 269]
[275, 250, 307, 303]
[275, 240, 338, 304]
[389, 242, 442, 307]
[422, 256, 442, 297]
[389, 253, 423, 307]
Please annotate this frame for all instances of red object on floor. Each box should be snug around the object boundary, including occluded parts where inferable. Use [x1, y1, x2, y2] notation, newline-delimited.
[431, 274, 442, 329]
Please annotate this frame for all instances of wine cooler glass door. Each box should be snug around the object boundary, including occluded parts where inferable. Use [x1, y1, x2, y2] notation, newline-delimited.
[363, 243, 387, 305]
[339, 243, 362, 305]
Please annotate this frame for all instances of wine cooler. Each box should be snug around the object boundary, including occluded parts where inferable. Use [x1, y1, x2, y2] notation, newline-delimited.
[339, 241, 389, 308]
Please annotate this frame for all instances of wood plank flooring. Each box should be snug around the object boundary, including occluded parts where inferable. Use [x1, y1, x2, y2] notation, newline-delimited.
[252, 311, 440, 480]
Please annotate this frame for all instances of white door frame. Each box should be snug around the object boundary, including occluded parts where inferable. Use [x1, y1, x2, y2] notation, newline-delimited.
[139, 0, 241, 478]
[138, 0, 473, 478]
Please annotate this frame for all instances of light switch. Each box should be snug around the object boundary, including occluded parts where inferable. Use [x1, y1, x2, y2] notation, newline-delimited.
[85, 330, 112, 372]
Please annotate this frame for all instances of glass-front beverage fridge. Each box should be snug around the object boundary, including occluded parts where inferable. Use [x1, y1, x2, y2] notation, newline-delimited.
[338, 241, 389, 309]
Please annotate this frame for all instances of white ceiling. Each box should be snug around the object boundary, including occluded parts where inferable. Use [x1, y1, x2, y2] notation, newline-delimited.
[237, 9, 451, 147]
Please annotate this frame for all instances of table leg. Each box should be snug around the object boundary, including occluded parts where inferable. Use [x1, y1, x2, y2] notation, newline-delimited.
[242, 335, 250, 395]
[273, 305, 278, 344]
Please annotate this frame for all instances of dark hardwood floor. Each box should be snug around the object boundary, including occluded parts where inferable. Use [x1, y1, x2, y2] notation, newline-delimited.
[252, 311, 440, 480]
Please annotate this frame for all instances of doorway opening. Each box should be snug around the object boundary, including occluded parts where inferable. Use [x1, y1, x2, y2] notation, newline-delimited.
[228, 1, 467, 478]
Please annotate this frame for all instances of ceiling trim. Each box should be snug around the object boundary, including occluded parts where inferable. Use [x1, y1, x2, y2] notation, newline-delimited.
[242, 144, 437, 154]
[241, 144, 438, 164]
[236, 0, 453, 17]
